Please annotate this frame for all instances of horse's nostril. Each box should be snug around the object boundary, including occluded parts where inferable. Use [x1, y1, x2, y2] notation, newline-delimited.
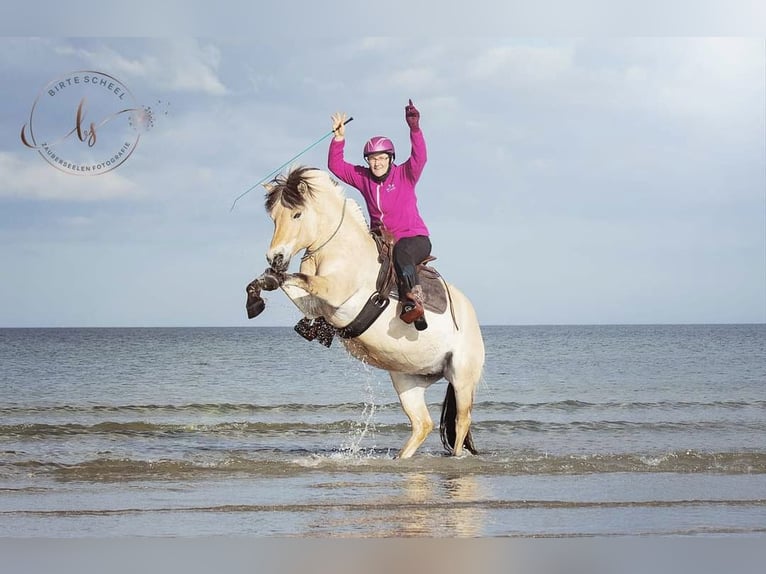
[269, 253, 285, 271]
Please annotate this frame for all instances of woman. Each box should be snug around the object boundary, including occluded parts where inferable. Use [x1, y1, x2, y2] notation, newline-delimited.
[328, 99, 431, 330]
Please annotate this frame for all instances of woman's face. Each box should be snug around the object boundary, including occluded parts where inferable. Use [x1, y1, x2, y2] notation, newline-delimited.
[366, 153, 391, 178]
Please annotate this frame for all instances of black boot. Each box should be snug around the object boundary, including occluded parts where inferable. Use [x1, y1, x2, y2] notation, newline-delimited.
[400, 285, 427, 330]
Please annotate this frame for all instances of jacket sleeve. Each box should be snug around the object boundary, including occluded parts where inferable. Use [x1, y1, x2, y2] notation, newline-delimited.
[328, 138, 366, 188]
[402, 129, 427, 184]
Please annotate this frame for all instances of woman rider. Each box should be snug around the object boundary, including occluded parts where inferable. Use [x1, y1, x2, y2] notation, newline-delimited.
[328, 100, 431, 331]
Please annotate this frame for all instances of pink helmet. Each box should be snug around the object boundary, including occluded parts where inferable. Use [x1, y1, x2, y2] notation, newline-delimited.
[363, 136, 395, 160]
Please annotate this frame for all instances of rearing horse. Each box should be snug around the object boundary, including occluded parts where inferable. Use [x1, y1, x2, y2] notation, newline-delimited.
[255, 166, 484, 458]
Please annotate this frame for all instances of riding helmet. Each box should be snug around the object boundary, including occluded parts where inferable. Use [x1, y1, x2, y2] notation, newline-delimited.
[363, 136, 395, 160]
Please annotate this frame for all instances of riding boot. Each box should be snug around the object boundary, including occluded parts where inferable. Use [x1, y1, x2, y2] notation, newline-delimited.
[400, 285, 427, 330]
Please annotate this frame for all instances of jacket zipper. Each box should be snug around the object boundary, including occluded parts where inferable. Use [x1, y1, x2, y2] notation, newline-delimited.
[375, 182, 384, 225]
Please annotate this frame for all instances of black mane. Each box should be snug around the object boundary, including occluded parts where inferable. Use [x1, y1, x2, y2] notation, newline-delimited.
[264, 166, 318, 212]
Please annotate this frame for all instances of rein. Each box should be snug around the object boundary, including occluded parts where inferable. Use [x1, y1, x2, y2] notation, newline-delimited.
[301, 199, 347, 262]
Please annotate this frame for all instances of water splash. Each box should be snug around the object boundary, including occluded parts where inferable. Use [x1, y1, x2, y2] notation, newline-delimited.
[339, 362, 383, 457]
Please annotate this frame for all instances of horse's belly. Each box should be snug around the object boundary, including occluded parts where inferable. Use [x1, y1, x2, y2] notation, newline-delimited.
[341, 334, 448, 376]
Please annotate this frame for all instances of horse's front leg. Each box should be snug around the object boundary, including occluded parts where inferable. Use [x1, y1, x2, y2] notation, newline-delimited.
[245, 267, 285, 318]
[390, 372, 435, 459]
[282, 273, 344, 306]
[257, 266, 354, 310]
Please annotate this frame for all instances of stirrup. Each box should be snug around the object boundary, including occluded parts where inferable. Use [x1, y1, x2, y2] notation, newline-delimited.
[400, 300, 424, 324]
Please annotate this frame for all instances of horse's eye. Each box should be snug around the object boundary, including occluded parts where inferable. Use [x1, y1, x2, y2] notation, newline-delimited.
[292, 212, 302, 220]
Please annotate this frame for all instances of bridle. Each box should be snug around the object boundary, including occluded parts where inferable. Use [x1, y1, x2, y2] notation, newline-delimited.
[301, 198, 347, 262]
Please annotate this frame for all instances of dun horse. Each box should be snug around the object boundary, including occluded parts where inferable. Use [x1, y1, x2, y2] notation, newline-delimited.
[249, 166, 484, 458]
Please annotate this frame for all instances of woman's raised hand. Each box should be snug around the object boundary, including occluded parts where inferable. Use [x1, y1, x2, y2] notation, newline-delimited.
[405, 99, 420, 131]
[331, 112, 348, 140]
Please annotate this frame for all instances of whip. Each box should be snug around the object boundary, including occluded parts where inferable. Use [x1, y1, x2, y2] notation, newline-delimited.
[230, 116, 353, 212]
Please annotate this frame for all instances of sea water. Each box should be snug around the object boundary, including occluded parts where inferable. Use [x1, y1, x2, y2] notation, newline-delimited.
[0, 324, 764, 538]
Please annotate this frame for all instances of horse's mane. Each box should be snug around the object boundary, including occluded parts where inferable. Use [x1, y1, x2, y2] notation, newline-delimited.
[264, 166, 368, 229]
[264, 166, 317, 211]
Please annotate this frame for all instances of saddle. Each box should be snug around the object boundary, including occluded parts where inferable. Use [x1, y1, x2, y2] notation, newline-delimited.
[371, 231, 448, 315]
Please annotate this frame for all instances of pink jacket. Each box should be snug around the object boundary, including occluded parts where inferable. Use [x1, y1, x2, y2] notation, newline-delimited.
[328, 129, 429, 241]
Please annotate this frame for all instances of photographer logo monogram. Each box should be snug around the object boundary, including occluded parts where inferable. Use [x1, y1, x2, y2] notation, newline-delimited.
[21, 70, 159, 176]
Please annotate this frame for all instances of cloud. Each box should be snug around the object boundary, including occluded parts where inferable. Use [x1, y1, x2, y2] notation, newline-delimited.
[54, 38, 227, 95]
[647, 38, 763, 122]
[1, 37, 763, 327]
[386, 66, 445, 93]
[0, 151, 140, 201]
[356, 37, 399, 52]
[469, 42, 573, 84]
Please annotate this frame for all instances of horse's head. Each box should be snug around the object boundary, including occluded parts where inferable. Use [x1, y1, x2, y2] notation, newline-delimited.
[263, 166, 339, 272]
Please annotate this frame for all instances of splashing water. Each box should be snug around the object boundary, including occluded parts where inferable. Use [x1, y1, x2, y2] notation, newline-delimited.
[339, 362, 383, 457]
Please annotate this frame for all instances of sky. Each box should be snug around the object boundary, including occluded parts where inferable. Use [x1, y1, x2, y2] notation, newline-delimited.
[0, 34, 764, 327]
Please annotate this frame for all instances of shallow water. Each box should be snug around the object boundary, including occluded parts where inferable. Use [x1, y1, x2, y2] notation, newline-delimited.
[1, 324, 764, 537]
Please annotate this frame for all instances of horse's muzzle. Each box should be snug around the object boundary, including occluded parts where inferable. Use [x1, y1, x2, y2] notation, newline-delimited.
[267, 252, 288, 272]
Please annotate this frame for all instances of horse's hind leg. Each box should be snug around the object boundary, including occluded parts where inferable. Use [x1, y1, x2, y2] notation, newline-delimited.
[450, 383, 474, 457]
[444, 355, 482, 457]
[389, 372, 434, 459]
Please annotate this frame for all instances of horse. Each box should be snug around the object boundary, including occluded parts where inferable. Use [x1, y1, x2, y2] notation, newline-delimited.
[250, 166, 485, 459]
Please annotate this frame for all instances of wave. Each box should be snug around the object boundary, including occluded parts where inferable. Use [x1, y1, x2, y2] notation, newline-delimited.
[6, 450, 766, 481]
[0, 420, 375, 437]
[0, 402, 378, 415]
[2, 398, 763, 417]
[479, 399, 766, 411]
[2, 418, 764, 439]
[5, 498, 766, 518]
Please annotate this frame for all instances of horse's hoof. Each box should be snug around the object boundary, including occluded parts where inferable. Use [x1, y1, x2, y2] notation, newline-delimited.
[246, 296, 265, 319]
[245, 282, 266, 319]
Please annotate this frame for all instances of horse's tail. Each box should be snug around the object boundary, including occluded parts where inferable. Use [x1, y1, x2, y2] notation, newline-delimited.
[439, 383, 478, 455]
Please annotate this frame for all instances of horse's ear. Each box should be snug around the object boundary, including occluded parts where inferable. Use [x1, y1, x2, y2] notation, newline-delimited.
[297, 180, 308, 194]
[263, 181, 275, 193]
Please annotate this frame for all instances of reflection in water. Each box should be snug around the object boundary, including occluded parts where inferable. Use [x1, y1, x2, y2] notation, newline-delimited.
[394, 472, 486, 537]
[311, 471, 488, 537]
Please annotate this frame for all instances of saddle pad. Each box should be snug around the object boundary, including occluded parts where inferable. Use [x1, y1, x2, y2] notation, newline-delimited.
[388, 264, 449, 315]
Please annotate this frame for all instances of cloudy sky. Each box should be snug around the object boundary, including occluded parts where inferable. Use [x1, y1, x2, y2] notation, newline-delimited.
[1, 36, 764, 327]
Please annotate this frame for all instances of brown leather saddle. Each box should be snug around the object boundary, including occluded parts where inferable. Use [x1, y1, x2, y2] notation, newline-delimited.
[372, 231, 448, 315]
[291, 233, 452, 346]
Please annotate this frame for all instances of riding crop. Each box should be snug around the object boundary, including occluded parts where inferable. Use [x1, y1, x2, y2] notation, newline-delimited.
[230, 117, 353, 212]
